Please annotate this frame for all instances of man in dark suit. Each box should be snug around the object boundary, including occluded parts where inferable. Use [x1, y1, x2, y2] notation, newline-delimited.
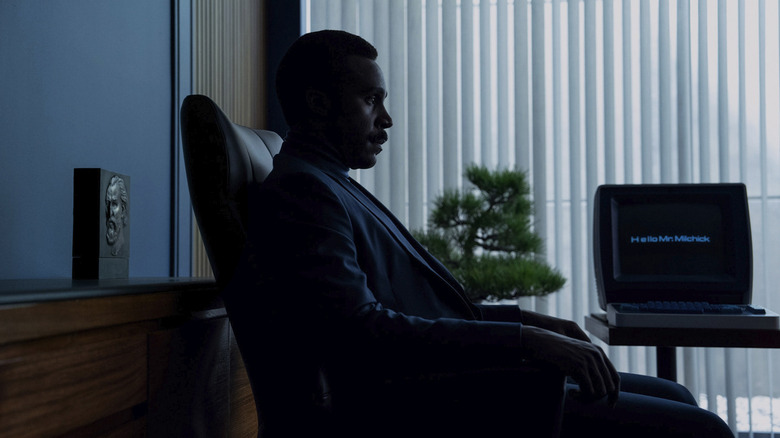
[230, 29, 733, 437]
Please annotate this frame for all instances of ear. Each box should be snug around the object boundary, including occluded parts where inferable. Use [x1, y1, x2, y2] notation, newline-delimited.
[305, 89, 331, 117]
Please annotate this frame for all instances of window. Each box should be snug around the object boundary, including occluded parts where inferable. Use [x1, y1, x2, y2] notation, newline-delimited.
[304, 0, 780, 433]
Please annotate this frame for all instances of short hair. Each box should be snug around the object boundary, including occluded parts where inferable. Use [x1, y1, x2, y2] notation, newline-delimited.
[276, 30, 378, 127]
[107, 175, 128, 224]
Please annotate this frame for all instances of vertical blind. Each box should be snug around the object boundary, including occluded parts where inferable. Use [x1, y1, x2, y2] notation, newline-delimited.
[304, 0, 780, 434]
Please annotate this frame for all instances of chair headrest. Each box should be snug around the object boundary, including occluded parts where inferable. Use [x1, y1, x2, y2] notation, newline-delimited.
[180, 94, 283, 283]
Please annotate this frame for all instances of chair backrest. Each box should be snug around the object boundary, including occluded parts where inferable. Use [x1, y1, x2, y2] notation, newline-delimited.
[180, 94, 283, 284]
[181, 95, 337, 436]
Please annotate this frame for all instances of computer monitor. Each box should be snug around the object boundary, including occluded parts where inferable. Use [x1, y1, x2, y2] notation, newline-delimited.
[593, 183, 753, 310]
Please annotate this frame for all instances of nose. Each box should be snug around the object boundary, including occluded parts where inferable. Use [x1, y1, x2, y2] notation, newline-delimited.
[378, 106, 393, 129]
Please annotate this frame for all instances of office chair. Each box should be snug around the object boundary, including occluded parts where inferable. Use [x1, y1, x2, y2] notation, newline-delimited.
[180, 94, 566, 437]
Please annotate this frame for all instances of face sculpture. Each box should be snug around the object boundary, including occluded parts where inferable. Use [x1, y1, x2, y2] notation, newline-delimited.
[105, 175, 128, 256]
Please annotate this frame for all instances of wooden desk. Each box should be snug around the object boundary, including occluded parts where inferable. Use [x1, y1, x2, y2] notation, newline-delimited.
[585, 313, 780, 382]
[0, 277, 257, 438]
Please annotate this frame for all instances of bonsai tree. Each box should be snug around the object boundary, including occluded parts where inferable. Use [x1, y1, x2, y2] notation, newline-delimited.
[414, 165, 566, 302]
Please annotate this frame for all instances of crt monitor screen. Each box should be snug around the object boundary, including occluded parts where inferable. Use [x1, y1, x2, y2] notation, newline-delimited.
[593, 183, 752, 310]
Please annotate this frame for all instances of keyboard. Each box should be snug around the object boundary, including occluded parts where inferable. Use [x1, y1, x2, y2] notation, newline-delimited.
[614, 301, 767, 315]
[607, 301, 780, 329]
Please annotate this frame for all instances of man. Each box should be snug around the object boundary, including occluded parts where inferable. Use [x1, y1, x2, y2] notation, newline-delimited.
[230, 30, 733, 437]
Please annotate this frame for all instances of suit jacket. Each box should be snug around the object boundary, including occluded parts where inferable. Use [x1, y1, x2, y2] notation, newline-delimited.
[226, 134, 540, 434]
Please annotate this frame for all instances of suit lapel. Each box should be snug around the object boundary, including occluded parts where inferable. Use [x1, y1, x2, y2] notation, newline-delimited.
[333, 176, 476, 317]
[342, 178, 429, 266]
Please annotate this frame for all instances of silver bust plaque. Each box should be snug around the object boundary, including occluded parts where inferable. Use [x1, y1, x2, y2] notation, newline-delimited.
[73, 168, 130, 279]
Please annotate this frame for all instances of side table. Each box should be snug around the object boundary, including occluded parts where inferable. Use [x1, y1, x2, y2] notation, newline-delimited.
[585, 313, 780, 381]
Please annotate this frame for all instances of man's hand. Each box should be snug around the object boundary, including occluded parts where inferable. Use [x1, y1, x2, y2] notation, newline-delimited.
[521, 323, 620, 406]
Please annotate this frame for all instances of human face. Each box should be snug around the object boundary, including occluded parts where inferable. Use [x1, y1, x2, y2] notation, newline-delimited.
[105, 181, 123, 245]
[326, 56, 393, 169]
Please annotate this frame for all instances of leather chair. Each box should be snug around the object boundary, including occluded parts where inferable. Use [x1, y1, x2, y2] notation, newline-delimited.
[180, 94, 567, 437]
[180, 94, 282, 285]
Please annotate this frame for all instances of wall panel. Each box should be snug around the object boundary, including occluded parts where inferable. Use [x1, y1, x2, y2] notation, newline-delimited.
[191, 0, 266, 277]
